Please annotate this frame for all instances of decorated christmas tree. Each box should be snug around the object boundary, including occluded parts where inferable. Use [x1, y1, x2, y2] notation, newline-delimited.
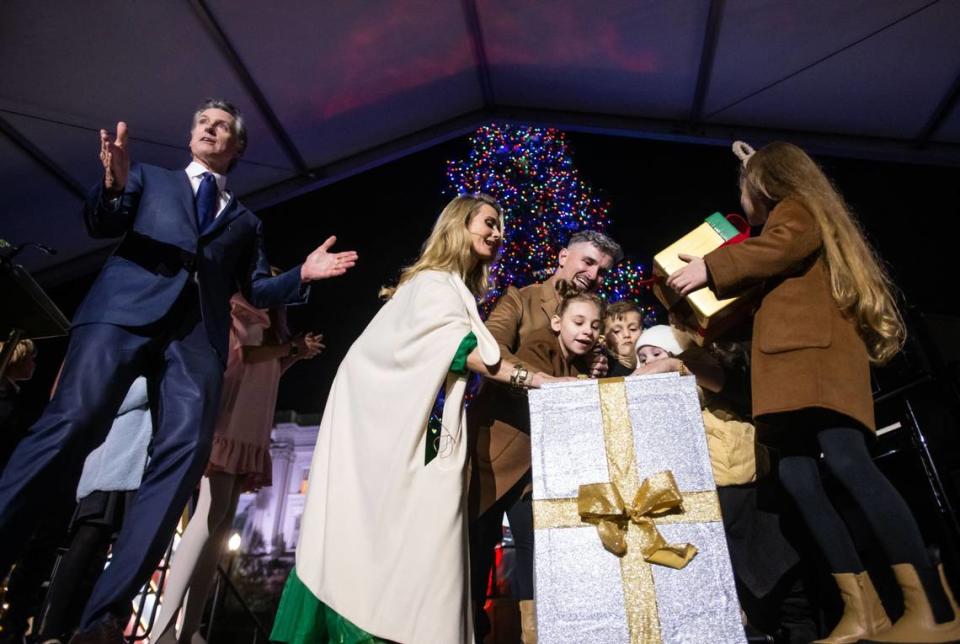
[445, 124, 656, 319]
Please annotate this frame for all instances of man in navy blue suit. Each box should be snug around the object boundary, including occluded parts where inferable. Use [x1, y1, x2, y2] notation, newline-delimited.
[0, 99, 357, 643]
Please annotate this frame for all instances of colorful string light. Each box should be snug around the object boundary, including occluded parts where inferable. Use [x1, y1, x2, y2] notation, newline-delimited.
[446, 123, 657, 323]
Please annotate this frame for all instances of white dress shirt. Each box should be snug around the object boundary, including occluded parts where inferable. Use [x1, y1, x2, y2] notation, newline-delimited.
[185, 160, 231, 219]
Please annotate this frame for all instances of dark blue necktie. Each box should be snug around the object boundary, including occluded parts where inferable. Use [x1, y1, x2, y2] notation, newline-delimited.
[195, 172, 218, 233]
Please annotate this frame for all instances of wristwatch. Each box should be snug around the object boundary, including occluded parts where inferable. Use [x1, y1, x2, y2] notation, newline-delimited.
[288, 342, 300, 357]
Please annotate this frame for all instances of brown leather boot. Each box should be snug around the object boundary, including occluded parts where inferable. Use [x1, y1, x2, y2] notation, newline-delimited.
[814, 571, 891, 643]
[519, 599, 537, 644]
[869, 564, 960, 643]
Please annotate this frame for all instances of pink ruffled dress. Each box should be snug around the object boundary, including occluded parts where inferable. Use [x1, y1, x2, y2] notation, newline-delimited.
[206, 293, 288, 491]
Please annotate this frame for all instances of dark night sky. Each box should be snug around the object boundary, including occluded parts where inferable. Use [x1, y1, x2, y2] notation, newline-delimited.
[20, 129, 960, 419]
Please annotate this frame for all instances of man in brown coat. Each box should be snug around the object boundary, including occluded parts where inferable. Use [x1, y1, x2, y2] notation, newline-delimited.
[468, 230, 622, 640]
[484, 230, 623, 369]
[472, 230, 622, 514]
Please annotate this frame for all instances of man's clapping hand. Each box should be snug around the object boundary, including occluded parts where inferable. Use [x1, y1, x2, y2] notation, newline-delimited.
[301, 236, 358, 282]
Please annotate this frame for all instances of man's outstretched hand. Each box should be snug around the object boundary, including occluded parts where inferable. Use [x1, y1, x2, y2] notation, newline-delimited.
[100, 121, 129, 194]
[300, 236, 358, 282]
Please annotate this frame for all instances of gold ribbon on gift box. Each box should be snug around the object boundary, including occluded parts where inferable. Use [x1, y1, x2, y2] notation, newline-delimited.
[533, 377, 722, 644]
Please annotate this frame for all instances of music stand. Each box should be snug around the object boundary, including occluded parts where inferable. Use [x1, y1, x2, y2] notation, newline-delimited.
[0, 258, 70, 379]
[872, 311, 960, 567]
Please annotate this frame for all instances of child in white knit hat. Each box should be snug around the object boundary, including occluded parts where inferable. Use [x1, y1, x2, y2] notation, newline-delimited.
[635, 324, 686, 369]
[635, 324, 763, 489]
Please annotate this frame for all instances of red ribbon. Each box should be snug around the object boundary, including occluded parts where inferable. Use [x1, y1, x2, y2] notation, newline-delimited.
[719, 213, 750, 247]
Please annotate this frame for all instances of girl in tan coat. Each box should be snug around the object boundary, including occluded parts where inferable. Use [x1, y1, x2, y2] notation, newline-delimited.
[668, 141, 960, 644]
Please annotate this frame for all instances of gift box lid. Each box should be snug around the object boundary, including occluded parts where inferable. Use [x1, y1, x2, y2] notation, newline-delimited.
[652, 213, 752, 326]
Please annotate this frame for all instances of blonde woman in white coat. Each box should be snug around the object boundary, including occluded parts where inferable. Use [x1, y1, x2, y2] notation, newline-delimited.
[271, 194, 567, 644]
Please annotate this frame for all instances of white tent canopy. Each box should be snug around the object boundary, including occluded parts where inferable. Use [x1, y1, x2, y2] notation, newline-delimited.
[2, 0, 959, 276]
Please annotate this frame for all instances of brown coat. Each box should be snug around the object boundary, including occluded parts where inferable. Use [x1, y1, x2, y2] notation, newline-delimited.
[467, 278, 561, 519]
[468, 328, 579, 518]
[484, 278, 563, 363]
[703, 199, 875, 436]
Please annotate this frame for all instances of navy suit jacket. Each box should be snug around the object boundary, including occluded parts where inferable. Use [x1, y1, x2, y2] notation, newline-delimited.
[74, 163, 306, 360]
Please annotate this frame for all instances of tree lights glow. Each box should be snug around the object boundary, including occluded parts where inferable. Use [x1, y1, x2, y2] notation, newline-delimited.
[446, 124, 656, 321]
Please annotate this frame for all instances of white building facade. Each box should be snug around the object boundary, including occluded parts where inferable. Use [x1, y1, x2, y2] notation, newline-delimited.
[233, 420, 319, 555]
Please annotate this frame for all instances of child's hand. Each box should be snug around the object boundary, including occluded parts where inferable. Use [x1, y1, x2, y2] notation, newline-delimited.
[588, 351, 608, 378]
[633, 357, 685, 377]
[666, 254, 708, 295]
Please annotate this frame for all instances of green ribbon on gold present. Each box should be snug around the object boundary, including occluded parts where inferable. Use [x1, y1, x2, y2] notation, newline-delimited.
[533, 377, 722, 643]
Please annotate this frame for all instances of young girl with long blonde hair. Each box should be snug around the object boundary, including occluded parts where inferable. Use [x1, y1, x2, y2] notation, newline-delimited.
[271, 194, 562, 644]
[668, 141, 959, 643]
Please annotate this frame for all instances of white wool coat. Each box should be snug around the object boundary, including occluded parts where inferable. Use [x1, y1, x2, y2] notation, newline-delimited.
[294, 270, 499, 643]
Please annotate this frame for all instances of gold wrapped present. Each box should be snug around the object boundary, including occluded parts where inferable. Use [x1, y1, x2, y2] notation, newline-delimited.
[529, 374, 744, 644]
[653, 213, 755, 345]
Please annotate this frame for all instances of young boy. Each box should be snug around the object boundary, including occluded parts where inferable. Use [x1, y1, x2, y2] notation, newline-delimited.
[635, 324, 757, 486]
[470, 290, 604, 518]
[469, 292, 602, 642]
[603, 301, 642, 377]
[635, 324, 687, 373]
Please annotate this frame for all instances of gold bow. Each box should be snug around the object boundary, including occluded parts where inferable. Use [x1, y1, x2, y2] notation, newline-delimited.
[578, 471, 697, 569]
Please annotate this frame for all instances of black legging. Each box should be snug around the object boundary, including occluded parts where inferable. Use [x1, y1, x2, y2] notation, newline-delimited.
[470, 475, 535, 602]
[778, 425, 953, 622]
[35, 522, 113, 639]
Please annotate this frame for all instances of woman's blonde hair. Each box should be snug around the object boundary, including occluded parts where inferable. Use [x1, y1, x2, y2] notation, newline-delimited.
[741, 142, 905, 363]
[379, 193, 504, 300]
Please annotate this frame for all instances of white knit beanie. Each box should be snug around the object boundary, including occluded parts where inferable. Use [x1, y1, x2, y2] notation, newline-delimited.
[635, 325, 685, 356]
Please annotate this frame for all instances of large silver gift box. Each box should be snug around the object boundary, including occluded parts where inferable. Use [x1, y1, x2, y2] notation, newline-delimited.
[528, 373, 745, 644]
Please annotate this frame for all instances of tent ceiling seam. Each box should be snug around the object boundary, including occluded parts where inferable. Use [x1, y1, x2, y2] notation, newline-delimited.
[0, 114, 86, 201]
[188, 0, 308, 174]
[916, 67, 960, 147]
[704, 0, 942, 119]
[245, 105, 960, 212]
[0, 109, 292, 172]
[461, 0, 496, 108]
[689, 0, 726, 126]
